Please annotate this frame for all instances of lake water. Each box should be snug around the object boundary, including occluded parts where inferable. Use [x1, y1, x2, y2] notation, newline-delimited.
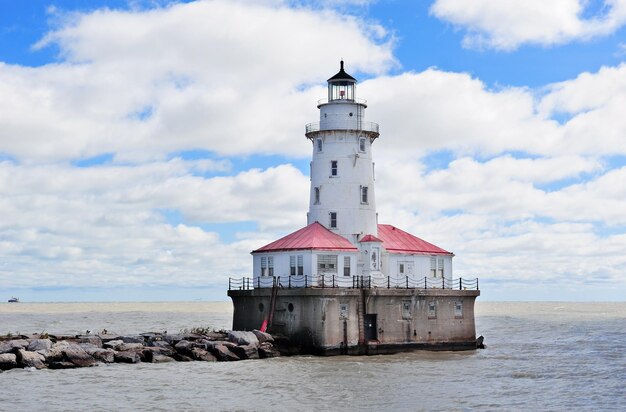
[1, 301, 624, 411]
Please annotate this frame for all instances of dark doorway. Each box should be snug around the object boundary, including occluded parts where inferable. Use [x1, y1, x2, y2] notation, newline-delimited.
[364, 314, 377, 341]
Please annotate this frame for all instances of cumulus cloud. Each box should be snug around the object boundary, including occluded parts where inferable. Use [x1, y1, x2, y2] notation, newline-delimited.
[1, 0, 626, 296]
[430, 0, 626, 50]
[0, 0, 395, 163]
[0, 160, 308, 289]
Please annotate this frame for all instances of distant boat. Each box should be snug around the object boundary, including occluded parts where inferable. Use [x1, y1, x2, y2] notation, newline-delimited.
[7, 297, 19, 303]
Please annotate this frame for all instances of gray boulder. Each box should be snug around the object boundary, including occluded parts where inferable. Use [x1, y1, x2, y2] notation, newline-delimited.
[114, 351, 141, 363]
[77, 335, 103, 347]
[258, 343, 280, 359]
[151, 340, 173, 349]
[15, 349, 46, 369]
[27, 339, 52, 352]
[80, 345, 115, 363]
[230, 344, 260, 360]
[210, 344, 240, 361]
[44, 341, 71, 362]
[151, 354, 175, 363]
[63, 344, 97, 367]
[227, 331, 259, 346]
[119, 342, 144, 351]
[0, 339, 30, 354]
[190, 348, 217, 362]
[0, 353, 17, 370]
[174, 340, 194, 353]
[103, 339, 124, 350]
[252, 330, 274, 343]
[119, 335, 145, 344]
[48, 361, 78, 369]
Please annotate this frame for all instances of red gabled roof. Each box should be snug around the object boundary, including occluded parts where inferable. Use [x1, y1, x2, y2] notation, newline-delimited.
[360, 234, 383, 243]
[377, 224, 452, 255]
[252, 222, 358, 253]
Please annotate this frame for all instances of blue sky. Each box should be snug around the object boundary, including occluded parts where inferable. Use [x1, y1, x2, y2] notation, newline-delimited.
[1, 0, 626, 301]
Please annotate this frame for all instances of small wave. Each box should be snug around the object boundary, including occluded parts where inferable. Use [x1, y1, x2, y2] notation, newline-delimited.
[511, 371, 541, 379]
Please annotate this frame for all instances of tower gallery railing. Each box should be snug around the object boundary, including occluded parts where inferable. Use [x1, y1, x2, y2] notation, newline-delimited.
[305, 121, 379, 135]
[228, 275, 479, 291]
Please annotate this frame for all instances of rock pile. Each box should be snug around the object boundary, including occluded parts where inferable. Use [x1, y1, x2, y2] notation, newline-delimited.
[0, 330, 279, 371]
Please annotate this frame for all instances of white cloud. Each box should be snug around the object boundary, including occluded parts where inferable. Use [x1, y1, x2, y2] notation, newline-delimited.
[1, 0, 626, 296]
[0, 160, 308, 289]
[430, 0, 626, 50]
[0, 0, 395, 163]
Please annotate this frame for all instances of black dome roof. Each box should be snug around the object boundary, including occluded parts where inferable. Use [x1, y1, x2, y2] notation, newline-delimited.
[327, 60, 356, 82]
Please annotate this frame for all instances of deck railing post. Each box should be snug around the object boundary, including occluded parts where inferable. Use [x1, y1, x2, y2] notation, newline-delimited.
[424, 277, 427, 289]
[476, 278, 479, 290]
[322, 275, 325, 288]
[289, 276, 291, 288]
[459, 277, 462, 290]
[387, 276, 390, 289]
[442, 277, 445, 289]
[305, 275, 308, 288]
[333, 275, 336, 288]
[369, 275, 372, 289]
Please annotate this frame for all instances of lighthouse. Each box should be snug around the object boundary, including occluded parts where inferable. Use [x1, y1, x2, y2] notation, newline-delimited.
[228, 62, 480, 355]
[306, 60, 379, 243]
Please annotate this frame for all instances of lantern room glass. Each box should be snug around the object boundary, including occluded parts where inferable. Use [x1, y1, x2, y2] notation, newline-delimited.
[329, 81, 355, 101]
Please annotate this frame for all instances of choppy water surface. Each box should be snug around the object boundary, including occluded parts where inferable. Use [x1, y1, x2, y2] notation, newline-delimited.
[1, 301, 624, 411]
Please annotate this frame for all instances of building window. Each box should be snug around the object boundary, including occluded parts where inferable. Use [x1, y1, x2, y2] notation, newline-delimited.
[428, 301, 437, 319]
[438, 258, 444, 278]
[361, 186, 368, 204]
[371, 247, 380, 270]
[454, 301, 463, 318]
[261, 257, 269, 276]
[430, 257, 437, 278]
[330, 160, 338, 177]
[318, 255, 338, 273]
[343, 256, 350, 276]
[314, 187, 320, 204]
[359, 138, 366, 152]
[399, 263, 405, 274]
[268, 256, 274, 276]
[297, 255, 304, 276]
[316, 139, 323, 152]
[290, 256, 296, 276]
[329, 211, 337, 229]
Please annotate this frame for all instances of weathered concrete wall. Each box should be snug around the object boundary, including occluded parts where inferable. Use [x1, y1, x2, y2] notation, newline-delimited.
[228, 288, 479, 354]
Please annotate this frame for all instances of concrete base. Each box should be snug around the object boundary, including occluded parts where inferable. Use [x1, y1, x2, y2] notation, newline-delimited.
[228, 287, 480, 355]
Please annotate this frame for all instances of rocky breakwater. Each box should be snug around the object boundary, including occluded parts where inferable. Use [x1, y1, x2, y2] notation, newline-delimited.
[0, 330, 279, 372]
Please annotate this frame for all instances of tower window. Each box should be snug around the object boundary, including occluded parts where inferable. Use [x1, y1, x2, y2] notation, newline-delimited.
[361, 186, 368, 204]
[329, 212, 337, 229]
[330, 160, 338, 177]
[316, 139, 323, 152]
[314, 187, 320, 204]
[343, 256, 351, 276]
[359, 138, 366, 152]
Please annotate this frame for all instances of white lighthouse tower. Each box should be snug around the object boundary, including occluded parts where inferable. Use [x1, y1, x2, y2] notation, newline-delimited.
[305, 61, 379, 244]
